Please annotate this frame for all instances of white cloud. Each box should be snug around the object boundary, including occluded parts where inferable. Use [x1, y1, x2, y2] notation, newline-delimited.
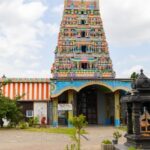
[116, 65, 150, 78]
[101, 0, 150, 46]
[0, 0, 51, 77]
[51, 4, 64, 15]
[118, 65, 143, 78]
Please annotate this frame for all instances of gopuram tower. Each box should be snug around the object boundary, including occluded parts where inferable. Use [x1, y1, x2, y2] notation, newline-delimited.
[51, 0, 115, 79]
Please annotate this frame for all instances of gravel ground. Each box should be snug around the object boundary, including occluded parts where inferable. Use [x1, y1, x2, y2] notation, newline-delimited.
[0, 127, 126, 150]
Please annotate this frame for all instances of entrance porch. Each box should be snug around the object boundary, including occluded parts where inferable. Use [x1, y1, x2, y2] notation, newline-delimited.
[50, 79, 131, 127]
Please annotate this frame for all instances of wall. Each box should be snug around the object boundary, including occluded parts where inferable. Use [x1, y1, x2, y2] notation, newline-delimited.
[34, 102, 48, 124]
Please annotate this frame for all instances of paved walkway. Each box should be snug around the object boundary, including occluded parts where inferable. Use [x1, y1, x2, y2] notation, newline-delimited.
[0, 127, 126, 150]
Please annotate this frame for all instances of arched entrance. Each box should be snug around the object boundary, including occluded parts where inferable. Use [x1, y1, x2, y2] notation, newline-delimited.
[51, 81, 130, 127]
[76, 84, 113, 125]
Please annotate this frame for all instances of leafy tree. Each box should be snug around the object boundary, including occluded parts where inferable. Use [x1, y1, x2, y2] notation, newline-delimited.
[0, 79, 23, 127]
[131, 72, 139, 80]
[66, 114, 88, 150]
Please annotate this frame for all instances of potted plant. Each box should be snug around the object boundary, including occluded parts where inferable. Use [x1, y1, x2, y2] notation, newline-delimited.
[112, 131, 122, 144]
[101, 139, 114, 150]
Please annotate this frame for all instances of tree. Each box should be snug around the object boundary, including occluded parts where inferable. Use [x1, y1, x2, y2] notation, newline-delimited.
[130, 72, 139, 80]
[67, 114, 88, 150]
[0, 79, 23, 127]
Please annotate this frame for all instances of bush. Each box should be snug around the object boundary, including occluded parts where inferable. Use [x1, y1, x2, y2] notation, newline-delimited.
[102, 139, 112, 144]
[128, 146, 136, 150]
[113, 131, 122, 140]
[18, 121, 28, 129]
[28, 116, 39, 127]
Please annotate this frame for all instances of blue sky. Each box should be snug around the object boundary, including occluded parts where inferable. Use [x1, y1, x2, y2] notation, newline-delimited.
[0, 0, 150, 78]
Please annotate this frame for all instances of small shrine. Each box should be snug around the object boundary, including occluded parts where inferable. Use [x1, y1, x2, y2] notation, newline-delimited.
[121, 70, 150, 149]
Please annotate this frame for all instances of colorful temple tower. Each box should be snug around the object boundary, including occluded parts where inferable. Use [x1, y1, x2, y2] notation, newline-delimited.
[51, 0, 115, 79]
[50, 0, 131, 128]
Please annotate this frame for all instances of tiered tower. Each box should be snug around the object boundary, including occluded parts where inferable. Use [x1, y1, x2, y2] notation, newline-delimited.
[51, 0, 115, 79]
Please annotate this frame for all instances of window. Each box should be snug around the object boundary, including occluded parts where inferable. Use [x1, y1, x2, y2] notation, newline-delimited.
[81, 63, 88, 69]
[81, 31, 86, 37]
[81, 11, 84, 15]
[81, 45, 87, 53]
[26, 110, 33, 118]
[81, 20, 86, 25]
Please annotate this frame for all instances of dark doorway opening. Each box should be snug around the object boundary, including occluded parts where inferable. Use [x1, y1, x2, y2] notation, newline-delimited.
[81, 31, 86, 37]
[77, 86, 98, 124]
[81, 45, 87, 52]
[81, 63, 88, 69]
[81, 20, 86, 25]
[81, 11, 84, 15]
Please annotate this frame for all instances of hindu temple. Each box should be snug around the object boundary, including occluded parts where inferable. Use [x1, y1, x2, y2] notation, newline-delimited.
[0, 0, 132, 127]
[50, 0, 131, 127]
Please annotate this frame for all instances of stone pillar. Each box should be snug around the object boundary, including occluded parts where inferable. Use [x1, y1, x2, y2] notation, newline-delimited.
[52, 98, 58, 127]
[47, 101, 53, 125]
[105, 96, 111, 125]
[68, 90, 74, 127]
[127, 103, 133, 134]
[133, 102, 141, 135]
[114, 91, 121, 127]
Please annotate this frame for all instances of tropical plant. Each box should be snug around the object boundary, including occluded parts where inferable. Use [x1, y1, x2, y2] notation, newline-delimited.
[101, 139, 114, 150]
[0, 95, 23, 127]
[102, 139, 112, 144]
[66, 114, 88, 150]
[113, 131, 122, 140]
[28, 116, 39, 127]
[18, 121, 28, 129]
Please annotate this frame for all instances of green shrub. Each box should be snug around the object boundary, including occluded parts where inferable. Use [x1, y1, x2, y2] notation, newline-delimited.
[18, 121, 28, 129]
[28, 116, 39, 127]
[34, 116, 39, 125]
[113, 131, 122, 140]
[102, 139, 112, 144]
[128, 146, 136, 150]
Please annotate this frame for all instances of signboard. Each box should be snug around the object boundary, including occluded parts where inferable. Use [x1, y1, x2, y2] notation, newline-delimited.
[58, 104, 73, 111]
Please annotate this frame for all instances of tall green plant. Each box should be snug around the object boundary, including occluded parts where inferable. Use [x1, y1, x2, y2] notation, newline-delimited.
[28, 116, 39, 127]
[66, 114, 88, 150]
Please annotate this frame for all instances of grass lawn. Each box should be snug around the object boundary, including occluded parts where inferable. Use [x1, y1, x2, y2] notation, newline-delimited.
[116, 126, 127, 131]
[0, 127, 87, 135]
[25, 127, 77, 135]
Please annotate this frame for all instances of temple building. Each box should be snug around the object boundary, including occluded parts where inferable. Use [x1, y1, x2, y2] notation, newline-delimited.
[0, 0, 132, 127]
[50, 0, 131, 127]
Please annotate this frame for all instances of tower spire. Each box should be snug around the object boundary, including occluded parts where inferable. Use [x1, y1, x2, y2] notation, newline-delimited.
[51, 0, 115, 79]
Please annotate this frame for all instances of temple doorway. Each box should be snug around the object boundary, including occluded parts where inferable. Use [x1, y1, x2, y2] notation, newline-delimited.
[76, 85, 114, 125]
[77, 86, 98, 124]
